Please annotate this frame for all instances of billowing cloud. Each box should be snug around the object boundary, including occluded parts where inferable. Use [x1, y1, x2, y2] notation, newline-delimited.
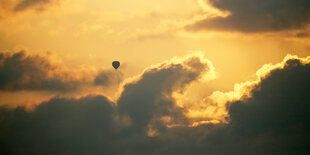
[188, 0, 310, 32]
[152, 54, 310, 154]
[0, 53, 213, 154]
[0, 54, 310, 154]
[0, 50, 91, 91]
[0, 95, 119, 154]
[222, 56, 310, 153]
[0, 50, 120, 92]
[198, 55, 310, 154]
[117, 54, 212, 133]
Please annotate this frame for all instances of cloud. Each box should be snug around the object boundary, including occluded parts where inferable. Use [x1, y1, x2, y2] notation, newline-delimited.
[296, 31, 310, 38]
[0, 50, 90, 91]
[0, 54, 310, 154]
[0, 0, 59, 19]
[188, 0, 310, 32]
[0, 53, 214, 154]
[13, 0, 58, 12]
[0, 95, 119, 154]
[94, 70, 123, 87]
[117, 54, 212, 133]
[205, 55, 310, 154]
[0, 50, 119, 92]
[150, 54, 310, 154]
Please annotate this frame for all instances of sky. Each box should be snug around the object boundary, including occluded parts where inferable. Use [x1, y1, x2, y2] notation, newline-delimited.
[0, 0, 310, 154]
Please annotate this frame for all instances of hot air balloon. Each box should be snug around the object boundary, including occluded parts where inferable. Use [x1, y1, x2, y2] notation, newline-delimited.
[112, 61, 120, 70]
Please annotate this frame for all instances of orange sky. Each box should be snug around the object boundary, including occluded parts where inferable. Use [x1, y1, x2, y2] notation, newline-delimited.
[1, 1, 310, 153]
[0, 0, 309, 122]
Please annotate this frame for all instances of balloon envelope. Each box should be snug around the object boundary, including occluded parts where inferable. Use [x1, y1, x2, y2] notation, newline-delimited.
[112, 61, 120, 70]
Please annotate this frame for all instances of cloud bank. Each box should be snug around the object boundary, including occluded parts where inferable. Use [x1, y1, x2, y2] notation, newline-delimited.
[0, 53, 310, 154]
[188, 0, 310, 32]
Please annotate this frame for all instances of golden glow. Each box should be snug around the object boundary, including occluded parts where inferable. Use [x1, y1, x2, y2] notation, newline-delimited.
[0, 0, 309, 128]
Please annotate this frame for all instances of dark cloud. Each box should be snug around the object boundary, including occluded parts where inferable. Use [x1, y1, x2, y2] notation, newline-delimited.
[0, 95, 120, 154]
[0, 50, 89, 91]
[296, 31, 310, 38]
[0, 50, 123, 92]
[0, 0, 58, 18]
[94, 70, 123, 87]
[151, 56, 310, 154]
[118, 56, 210, 132]
[188, 0, 310, 32]
[224, 57, 310, 153]
[13, 0, 57, 12]
[0, 54, 212, 154]
[1, 55, 310, 154]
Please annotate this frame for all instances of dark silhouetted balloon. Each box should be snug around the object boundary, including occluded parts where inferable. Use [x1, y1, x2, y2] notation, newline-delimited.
[112, 61, 120, 70]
